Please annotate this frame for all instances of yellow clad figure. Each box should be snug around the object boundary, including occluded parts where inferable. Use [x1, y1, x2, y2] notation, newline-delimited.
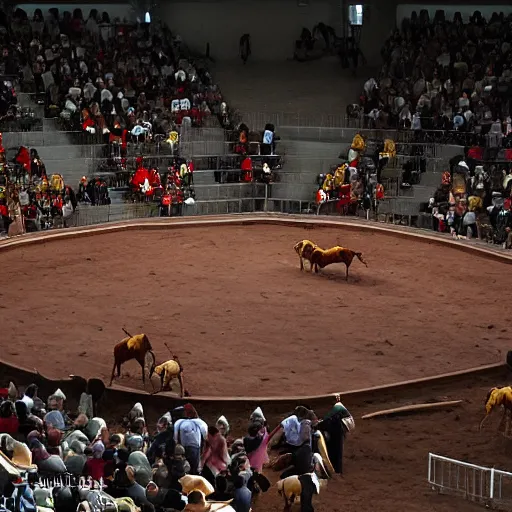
[51, 174, 65, 193]
[151, 357, 185, 397]
[351, 133, 365, 152]
[379, 139, 396, 159]
[166, 130, 179, 145]
[334, 164, 348, 188]
[166, 130, 179, 154]
[480, 386, 512, 436]
[468, 195, 483, 212]
[40, 175, 49, 192]
[322, 173, 334, 193]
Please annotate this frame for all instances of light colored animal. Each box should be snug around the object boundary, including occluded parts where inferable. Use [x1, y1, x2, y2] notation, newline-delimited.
[309, 246, 368, 280]
[110, 334, 155, 386]
[184, 490, 234, 511]
[150, 358, 185, 397]
[0, 434, 35, 469]
[480, 386, 512, 435]
[294, 239, 322, 271]
[179, 474, 215, 496]
[276, 473, 327, 511]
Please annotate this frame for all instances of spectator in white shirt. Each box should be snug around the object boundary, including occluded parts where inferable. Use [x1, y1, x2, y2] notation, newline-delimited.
[173, 403, 207, 474]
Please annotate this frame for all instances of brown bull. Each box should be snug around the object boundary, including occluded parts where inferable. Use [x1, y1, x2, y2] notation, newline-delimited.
[310, 246, 368, 280]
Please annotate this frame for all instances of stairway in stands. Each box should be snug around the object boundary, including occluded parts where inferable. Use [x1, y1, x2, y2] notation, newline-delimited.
[4, 96, 103, 188]
[271, 140, 341, 201]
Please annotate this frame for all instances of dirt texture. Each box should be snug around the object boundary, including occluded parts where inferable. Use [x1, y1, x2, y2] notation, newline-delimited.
[1, 224, 511, 397]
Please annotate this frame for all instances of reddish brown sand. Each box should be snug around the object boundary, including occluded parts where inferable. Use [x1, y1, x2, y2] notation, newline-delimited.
[1, 224, 511, 396]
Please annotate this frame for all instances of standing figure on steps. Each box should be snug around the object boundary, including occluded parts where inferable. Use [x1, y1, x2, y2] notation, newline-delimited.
[239, 34, 251, 64]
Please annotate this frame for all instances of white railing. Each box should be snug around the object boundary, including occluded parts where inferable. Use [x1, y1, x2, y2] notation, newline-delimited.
[428, 453, 512, 508]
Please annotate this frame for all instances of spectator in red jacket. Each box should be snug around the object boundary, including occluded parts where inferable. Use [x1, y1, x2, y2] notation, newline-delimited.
[0, 400, 19, 434]
[83, 441, 106, 482]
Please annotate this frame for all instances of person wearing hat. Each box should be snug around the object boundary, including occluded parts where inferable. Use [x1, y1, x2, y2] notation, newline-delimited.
[128, 449, 152, 487]
[83, 441, 106, 482]
[64, 439, 87, 475]
[316, 394, 354, 474]
[243, 408, 270, 474]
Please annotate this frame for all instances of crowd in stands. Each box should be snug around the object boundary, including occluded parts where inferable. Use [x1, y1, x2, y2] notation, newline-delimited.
[0, 6, 232, 139]
[315, 134, 390, 213]
[0, 138, 79, 236]
[0, 381, 354, 512]
[428, 147, 512, 245]
[352, 10, 512, 147]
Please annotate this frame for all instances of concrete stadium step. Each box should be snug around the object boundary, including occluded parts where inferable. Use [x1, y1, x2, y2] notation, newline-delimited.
[381, 166, 402, 179]
[278, 126, 361, 143]
[420, 171, 444, 188]
[193, 183, 266, 201]
[181, 140, 227, 156]
[275, 171, 316, 185]
[284, 156, 339, 173]
[45, 158, 95, 186]
[268, 182, 315, 201]
[193, 171, 217, 185]
[282, 140, 342, 158]
[399, 184, 435, 199]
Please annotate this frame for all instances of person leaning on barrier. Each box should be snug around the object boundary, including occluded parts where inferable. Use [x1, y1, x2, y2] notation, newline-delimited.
[315, 395, 354, 475]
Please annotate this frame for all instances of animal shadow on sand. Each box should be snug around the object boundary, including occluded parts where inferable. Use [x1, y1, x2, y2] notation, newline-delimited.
[316, 270, 385, 287]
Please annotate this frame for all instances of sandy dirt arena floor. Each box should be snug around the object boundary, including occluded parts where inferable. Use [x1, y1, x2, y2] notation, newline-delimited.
[1, 224, 512, 396]
[247, 372, 512, 512]
[2, 222, 512, 512]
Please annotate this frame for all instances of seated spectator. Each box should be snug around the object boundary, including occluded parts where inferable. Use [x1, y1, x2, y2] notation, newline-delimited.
[358, 10, 512, 147]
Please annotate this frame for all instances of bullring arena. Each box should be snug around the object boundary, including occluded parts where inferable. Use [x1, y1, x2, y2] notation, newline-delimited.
[2, 215, 512, 512]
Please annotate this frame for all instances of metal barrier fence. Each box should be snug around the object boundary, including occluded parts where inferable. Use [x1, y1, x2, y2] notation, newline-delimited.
[242, 111, 488, 135]
[87, 154, 283, 176]
[194, 183, 267, 201]
[377, 198, 421, 219]
[241, 112, 485, 146]
[191, 198, 267, 216]
[73, 203, 159, 227]
[428, 453, 512, 509]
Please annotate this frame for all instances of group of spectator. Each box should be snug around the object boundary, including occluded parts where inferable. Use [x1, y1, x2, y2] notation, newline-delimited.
[353, 10, 512, 149]
[0, 382, 354, 512]
[0, 141, 77, 236]
[0, 6, 233, 141]
[315, 134, 390, 213]
[428, 148, 512, 244]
